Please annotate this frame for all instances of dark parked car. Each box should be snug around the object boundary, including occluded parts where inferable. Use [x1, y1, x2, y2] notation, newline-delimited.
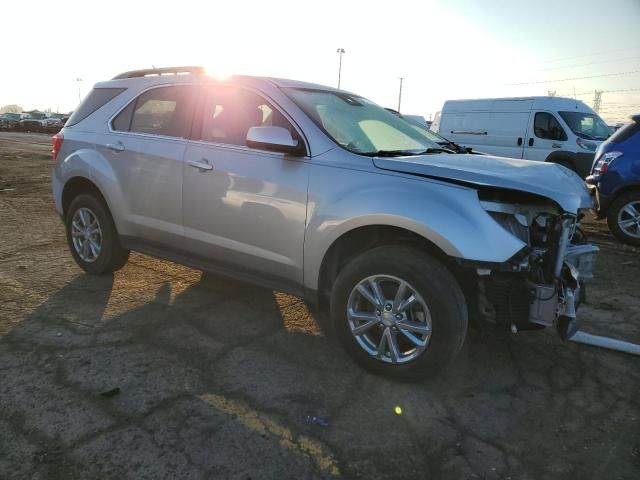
[43, 113, 67, 132]
[0, 113, 21, 130]
[18, 112, 47, 132]
[587, 114, 640, 245]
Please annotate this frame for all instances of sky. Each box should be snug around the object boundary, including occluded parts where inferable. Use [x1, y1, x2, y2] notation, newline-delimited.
[2, 0, 639, 123]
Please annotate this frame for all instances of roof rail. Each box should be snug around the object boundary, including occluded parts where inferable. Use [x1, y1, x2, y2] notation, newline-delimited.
[112, 66, 206, 80]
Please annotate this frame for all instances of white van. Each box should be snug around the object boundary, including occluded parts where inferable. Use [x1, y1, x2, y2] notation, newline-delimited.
[435, 97, 611, 177]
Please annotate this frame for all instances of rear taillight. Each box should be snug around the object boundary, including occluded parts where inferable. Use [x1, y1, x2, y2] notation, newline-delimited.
[51, 132, 64, 161]
[592, 151, 622, 175]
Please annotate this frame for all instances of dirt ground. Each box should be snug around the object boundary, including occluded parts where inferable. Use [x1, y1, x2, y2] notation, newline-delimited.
[0, 131, 639, 479]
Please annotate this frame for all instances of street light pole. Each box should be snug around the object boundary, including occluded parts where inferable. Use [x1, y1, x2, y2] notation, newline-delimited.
[397, 77, 404, 113]
[336, 48, 345, 89]
[76, 78, 83, 103]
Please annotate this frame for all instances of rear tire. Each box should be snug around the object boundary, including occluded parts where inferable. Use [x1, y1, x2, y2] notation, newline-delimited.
[606, 191, 640, 246]
[330, 246, 468, 379]
[65, 194, 130, 274]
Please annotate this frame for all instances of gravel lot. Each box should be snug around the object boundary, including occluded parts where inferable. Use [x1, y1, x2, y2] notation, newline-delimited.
[1, 131, 639, 479]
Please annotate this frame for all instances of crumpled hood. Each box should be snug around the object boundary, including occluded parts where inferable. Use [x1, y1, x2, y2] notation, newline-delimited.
[373, 153, 593, 213]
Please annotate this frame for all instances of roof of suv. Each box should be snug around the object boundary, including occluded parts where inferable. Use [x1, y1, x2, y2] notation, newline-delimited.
[103, 66, 343, 93]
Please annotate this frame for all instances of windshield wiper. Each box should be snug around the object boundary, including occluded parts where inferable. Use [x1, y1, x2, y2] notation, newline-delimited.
[363, 147, 455, 157]
[424, 147, 456, 154]
[578, 133, 596, 140]
[366, 149, 426, 157]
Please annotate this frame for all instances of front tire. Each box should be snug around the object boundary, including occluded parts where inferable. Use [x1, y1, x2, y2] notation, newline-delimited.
[330, 246, 468, 379]
[607, 191, 640, 246]
[65, 194, 130, 274]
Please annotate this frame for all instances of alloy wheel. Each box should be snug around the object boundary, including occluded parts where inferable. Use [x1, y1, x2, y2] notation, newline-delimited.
[617, 200, 640, 239]
[346, 274, 432, 364]
[71, 207, 102, 262]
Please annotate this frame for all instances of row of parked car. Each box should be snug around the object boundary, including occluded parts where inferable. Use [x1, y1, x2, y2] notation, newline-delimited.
[0, 111, 69, 133]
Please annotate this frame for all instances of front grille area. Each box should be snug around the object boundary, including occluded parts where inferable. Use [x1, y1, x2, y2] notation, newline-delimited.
[483, 274, 542, 330]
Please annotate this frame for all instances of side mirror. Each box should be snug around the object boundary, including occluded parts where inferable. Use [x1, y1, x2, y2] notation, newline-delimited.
[246, 126, 305, 156]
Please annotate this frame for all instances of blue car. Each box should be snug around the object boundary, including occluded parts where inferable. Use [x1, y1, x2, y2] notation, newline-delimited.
[587, 114, 640, 245]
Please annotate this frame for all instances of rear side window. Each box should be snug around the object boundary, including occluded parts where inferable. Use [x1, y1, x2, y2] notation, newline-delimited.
[66, 88, 126, 126]
[534, 112, 567, 141]
[113, 86, 199, 138]
[608, 120, 640, 143]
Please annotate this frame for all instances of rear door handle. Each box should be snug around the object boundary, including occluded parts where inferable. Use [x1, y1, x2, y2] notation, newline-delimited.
[187, 159, 213, 171]
[106, 142, 125, 152]
[517, 137, 523, 146]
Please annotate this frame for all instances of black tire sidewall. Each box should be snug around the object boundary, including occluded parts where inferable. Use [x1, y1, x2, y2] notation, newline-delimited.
[330, 246, 467, 379]
[65, 194, 126, 274]
[606, 192, 640, 246]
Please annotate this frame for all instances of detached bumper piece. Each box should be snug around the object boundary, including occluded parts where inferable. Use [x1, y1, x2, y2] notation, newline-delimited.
[568, 331, 640, 356]
[527, 241, 640, 356]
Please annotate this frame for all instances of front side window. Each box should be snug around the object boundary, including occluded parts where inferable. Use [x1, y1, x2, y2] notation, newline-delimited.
[534, 112, 567, 141]
[559, 111, 610, 140]
[284, 88, 439, 155]
[200, 88, 297, 146]
[113, 86, 197, 138]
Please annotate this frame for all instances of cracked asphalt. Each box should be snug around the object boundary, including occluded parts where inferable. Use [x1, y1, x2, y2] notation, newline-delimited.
[1, 131, 639, 479]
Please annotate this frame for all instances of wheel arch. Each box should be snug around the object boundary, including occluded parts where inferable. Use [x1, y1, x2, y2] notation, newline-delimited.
[610, 182, 640, 203]
[545, 150, 577, 170]
[314, 224, 467, 315]
[61, 176, 109, 220]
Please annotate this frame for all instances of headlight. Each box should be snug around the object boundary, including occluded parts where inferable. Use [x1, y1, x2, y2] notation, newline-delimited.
[592, 151, 622, 175]
[576, 138, 597, 151]
[487, 211, 529, 244]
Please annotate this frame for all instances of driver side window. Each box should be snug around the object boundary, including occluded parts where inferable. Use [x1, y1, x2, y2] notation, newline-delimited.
[201, 88, 297, 147]
[534, 112, 567, 141]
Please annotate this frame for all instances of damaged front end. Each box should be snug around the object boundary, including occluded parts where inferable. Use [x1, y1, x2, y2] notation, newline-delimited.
[469, 189, 599, 337]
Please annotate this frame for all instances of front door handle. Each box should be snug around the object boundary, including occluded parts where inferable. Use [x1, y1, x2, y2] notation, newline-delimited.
[528, 138, 534, 147]
[106, 142, 125, 152]
[187, 159, 213, 171]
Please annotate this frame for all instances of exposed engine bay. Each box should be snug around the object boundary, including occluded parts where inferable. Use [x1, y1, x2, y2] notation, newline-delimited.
[471, 189, 599, 336]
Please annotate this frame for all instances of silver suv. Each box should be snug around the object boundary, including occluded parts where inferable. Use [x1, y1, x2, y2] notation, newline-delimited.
[52, 66, 599, 378]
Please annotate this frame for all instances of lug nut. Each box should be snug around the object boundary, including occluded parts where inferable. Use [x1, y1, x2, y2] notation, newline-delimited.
[385, 304, 392, 311]
[395, 314, 402, 320]
[375, 310, 381, 316]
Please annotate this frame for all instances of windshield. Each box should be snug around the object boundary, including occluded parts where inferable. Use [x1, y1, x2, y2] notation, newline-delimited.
[558, 111, 610, 140]
[285, 88, 440, 155]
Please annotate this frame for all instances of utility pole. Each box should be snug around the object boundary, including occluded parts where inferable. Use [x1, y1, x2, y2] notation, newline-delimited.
[397, 77, 404, 113]
[76, 78, 83, 103]
[593, 89, 603, 113]
[336, 48, 345, 89]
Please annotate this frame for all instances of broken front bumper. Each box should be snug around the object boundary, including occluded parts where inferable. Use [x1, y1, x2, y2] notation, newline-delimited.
[528, 242, 599, 331]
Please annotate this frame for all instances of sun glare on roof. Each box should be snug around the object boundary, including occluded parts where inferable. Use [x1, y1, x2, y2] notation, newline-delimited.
[204, 66, 231, 81]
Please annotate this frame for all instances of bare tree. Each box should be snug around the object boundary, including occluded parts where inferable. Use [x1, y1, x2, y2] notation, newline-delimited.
[0, 104, 23, 113]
